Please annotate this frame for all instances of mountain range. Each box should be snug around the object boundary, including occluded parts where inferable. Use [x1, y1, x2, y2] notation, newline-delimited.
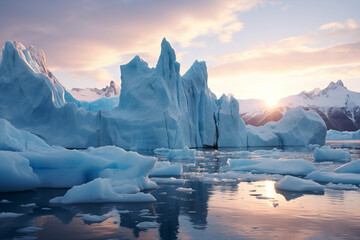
[238, 80, 360, 131]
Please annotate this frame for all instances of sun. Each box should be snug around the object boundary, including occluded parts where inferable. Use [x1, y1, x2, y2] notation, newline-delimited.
[266, 98, 278, 108]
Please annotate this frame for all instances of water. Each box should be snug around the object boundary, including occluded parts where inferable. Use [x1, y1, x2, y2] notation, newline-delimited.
[1, 142, 360, 240]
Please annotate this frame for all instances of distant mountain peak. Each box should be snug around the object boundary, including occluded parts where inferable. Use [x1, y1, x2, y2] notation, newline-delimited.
[70, 80, 120, 101]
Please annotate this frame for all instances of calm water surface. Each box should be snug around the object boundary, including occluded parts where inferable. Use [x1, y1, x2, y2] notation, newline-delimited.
[1, 141, 360, 240]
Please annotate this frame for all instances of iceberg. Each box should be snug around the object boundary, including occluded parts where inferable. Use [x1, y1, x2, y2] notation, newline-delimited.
[269, 108, 327, 146]
[246, 125, 280, 147]
[0, 39, 326, 150]
[326, 129, 360, 140]
[228, 158, 317, 176]
[0, 151, 39, 192]
[0, 120, 157, 203]
[313, 146, 351, 162]
[275, 176, 324, 193]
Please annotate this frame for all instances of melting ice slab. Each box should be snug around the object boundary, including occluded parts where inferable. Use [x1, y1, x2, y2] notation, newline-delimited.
[275, 176, 324, 193]
[229, 158, 317, 176]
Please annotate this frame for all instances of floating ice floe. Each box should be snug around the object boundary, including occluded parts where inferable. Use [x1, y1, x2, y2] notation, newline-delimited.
[81, 214, 110, 223]
[314, 146, 351, 162]
[228, 158, 317, 176]
[176, 187, 196, 193]
[149, 161, 183, 177]
[275, 176, 324, 193]
[0, 120, 157, 203]
[16, 226, 42, 233]
[20, 203, 36, 207]
[190, 171, 282, 183]
[150, 177, 185, 185]
[325, 183, 359, 190]
[166, 146, 196, 160]
[326, 129, 360, 140]
[306, 171, 360, 185]
[0, 199, 12, 203]
[335, 160, 360, 174]
[0, 212, 23, 218]
[50, 178, 156, 204]
[136, 221, 159, 228]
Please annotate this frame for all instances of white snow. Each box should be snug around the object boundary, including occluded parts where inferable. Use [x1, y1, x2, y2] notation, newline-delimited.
[136, 221, 159, 228]
[0, 212, 23, 218]
[275, 176, 324, 193]
[314, 146, 351, 162]
[229, 158, 317, 176]
[306, 171, 360, 185]
[69, 80, 120, 102]
[81, 214, 110, 223]
[149, 161, 183, 177]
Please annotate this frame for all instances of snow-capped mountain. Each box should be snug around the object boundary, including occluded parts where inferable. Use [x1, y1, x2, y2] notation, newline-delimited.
[70, 80, 120, 101]
[239, 80, 360, 131]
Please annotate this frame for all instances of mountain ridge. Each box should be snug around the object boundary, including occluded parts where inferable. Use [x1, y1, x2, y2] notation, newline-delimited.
[239, 80, 360, 131]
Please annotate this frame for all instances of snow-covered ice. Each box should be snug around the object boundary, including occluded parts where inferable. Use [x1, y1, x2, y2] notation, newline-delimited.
[275, 176, 324, 193]
[229, 158, 317, 176]
[314, 146, 351, 162]
[0, 199, 12, 203]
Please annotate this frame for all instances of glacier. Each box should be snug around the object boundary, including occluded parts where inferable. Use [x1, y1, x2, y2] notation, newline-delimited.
[0, 39, 326, 149]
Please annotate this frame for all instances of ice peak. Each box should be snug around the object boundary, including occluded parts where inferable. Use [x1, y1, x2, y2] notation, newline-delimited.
[327, 79, 346, 90]
[156, 38, 180, 79]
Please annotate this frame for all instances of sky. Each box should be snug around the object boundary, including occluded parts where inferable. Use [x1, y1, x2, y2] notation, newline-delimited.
[0, 0, 359, 101]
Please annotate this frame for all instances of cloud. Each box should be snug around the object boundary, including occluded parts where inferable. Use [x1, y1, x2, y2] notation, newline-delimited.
[206, 19, 360, 99]
[209, 19, 360, 78]
[0, 0, 262, 74]
[320, 19, 358, 31]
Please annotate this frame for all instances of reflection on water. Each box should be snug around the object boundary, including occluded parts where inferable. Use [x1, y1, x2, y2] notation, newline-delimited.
[1, 143, 360, 240]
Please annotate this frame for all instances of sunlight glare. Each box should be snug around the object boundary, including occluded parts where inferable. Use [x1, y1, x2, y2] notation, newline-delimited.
[266, 98, 278, 108]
